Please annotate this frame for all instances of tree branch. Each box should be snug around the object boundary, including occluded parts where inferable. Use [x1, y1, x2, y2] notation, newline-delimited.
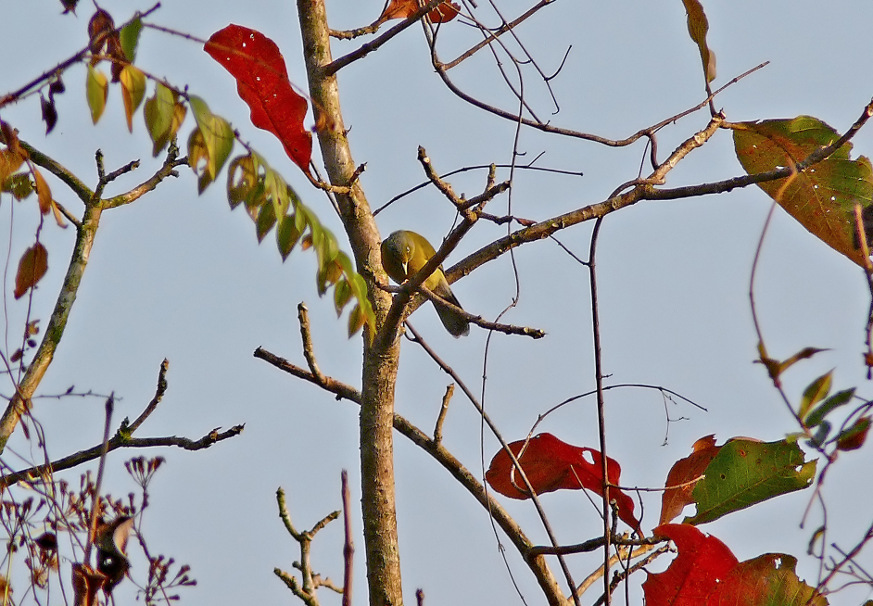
[255, 344, 567, 604]
[2, 425, 243, 488]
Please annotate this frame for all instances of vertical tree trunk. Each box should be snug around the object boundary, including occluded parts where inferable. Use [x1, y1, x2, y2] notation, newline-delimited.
[0, 202, 103, 453]
[296, 1, 404, 604]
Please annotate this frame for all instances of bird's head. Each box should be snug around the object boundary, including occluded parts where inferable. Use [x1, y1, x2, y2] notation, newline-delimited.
[382, 231, 415, 280]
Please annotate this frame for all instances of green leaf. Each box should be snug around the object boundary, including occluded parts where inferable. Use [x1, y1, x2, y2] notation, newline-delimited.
[685, 439, 815, 525]
[188, 96, 234, 192]
[333, 279, 352, 315]
[144, 83, 186, 156]
[805, 387, 855, 428]
[348, 271, 369, 302]
[733, 116, 873, 267]
[711, 554, 827, 606]
[315, 233, 341, 295]
[807, 420, 831, 448]
[119, 16, 142, 62]
[681, 0, 716, 83]
[218, 147, 374, 337]
[226, 154, 261, 210]
[119, 64, 146, 132]
[798, 371, 833, 421]
[347, 303, 366, 337]
[255, 198, 276, 242]
[86, 65, 108, 124]
[276, 214, 301, 260]
[4, 173, 33, 200]
[187, 128, 210, 194]
[264, 168, 289, 222]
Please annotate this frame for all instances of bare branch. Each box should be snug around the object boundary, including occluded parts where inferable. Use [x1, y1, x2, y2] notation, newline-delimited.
[323, 0, 448, 75]
[275, 486, 341, 606]
[253, 347, 362, 402]
[433, 384, 453, 443]
[417, 283, 545, 338]
[2, 425, 243, 488]
[341, 470, 354, 606]
[127, 359, 170, 434]
[298, 303, 327, 383]
[255, 341, 567, 604]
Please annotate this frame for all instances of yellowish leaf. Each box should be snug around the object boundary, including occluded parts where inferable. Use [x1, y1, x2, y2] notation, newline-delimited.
[0, 149, 24, 186]
[86, 65, 108, 124]
[119, 65, 146, 132]
[682, 0, 717, 83]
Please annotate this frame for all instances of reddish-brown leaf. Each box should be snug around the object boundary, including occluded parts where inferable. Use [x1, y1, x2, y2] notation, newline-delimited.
[380, 0, 461, 23]
[659, 435, 720, 524]
[204, 25, 312, 174]
[71, 563, 108, 606]
[32, 168, 52, 215]
[836, 416, 870, 451]
[41, 95, 58, 134]
[14, 243, 48, 299]
[707, 553, 827, 606]
[485, 433, 640, 532]
[643, 524, 738, 605]
[88, 9, 115, 57]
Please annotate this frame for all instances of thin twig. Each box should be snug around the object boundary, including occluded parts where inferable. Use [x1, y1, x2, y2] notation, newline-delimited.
[127, 359, 169, 434]
[416, 284, 545, 338]
[83, 395, 114, 566]
[587, 216, 612, 605]
[298, 303, 326, 383]
[341, 470, 354, 606]
[323, 0, 448, 75]
[404, 323, 579, 602]
[529, 534, 662, 558]
[433, 384, 453, 443]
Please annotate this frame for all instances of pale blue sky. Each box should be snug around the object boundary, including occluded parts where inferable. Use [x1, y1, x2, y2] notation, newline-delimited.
[2, 1, 873, 604]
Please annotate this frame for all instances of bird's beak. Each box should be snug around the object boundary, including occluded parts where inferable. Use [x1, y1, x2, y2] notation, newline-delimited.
[401, 261, 408, 276]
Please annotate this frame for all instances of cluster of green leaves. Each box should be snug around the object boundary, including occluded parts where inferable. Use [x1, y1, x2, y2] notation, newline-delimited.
[226, 151, 373, 335]
[799, 371, 870, 451]
[82, 12, 374, 337]
[758, 344, 871, 453]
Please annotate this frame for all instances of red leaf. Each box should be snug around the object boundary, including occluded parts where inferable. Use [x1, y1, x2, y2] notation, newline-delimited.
[205, 25, 312, 174]
[659, 435, 719, 524]
[836, 416, 870, 451]
[645, 525, 827, 606]
[380, 0, 461, 23]
[485, 433, 640, 532]
[643, 524, 738, 606]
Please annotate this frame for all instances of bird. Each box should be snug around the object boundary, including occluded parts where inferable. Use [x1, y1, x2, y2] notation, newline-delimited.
[381, 230, 470, 337]
[95, 515, 135, 595]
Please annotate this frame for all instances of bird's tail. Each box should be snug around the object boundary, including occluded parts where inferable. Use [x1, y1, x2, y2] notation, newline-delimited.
[433, 287, 470, 337]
